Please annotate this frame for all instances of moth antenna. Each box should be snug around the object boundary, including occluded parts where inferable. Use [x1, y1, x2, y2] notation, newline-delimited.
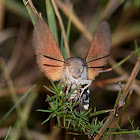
[44, 64, 63, 67]
[88, 66, 105, 68]
[86, 55, 110, 64]
[43, 55, 65, 63]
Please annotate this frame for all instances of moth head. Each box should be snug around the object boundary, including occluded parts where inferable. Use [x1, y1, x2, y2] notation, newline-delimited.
[64, 57, 88, 79]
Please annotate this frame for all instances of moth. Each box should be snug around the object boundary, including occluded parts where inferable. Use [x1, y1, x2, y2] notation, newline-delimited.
[33, 18, 111, 110]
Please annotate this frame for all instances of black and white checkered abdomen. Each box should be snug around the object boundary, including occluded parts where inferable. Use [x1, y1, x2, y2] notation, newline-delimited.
[64, 84, 90, 110]
[80, 88, 90, 110]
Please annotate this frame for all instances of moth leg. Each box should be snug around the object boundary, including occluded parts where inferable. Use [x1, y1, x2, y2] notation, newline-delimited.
[78, 80, 92, 86]
[65, 85, 71, 95]
[79, 83, 91, 101]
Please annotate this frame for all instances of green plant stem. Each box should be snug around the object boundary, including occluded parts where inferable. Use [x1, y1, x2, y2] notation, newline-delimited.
[89, 109, 114, 117]
[51, 0, 70, 58]
[4, 126, 11, 140]
[114, 89, 122, 109]
[9, 91, 38, 140]
[46, 0, 59, 44]
[66, 5, 72, 44]
[113, 53, 133, 69]
[106, 129, 140, 135]
[100, 53, 133, 73]
[94, 110, 115, 140]
[22, 0, 38, 25]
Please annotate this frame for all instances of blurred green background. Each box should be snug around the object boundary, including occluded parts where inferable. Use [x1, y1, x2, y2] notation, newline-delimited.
[0, 0, 140, 139]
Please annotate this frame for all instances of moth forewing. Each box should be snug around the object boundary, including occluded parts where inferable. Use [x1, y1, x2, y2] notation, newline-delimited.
[86, 21, 111, 80]
[33, 19, 64, 81]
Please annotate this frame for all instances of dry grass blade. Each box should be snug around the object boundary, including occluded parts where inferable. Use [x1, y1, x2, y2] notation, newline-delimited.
[102, 0, 126, 20]
[0, 0, 4, 31]
[55, 0, 92, 42]
[118, 59, 140, 107]
[51, 0, 70, 58]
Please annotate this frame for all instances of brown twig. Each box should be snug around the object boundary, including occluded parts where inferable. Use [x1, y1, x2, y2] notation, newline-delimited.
[93, 74, 127, 88]
[118, 90, 132, 126]
[0, 24, 28, 87]
[51, 0, 70, 58]
[108, 56, 140, 95]
[55, 0, 92, 42]
[0, 85, 34, 97]
[0, 29, 16, 44]
[112, 25, 140, 48]
[110, 91, 140, 128]
[100, 83, 140, 95]
[0, 0, 4, 31]
[94, 59, 140, 140]
[102, 0, 125, 20]
[7, 24, 28, 75]
[118, 59, 140, 107]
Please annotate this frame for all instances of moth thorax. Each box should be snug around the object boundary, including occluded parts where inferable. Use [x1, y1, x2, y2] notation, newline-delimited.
[61, 57, 88, 85]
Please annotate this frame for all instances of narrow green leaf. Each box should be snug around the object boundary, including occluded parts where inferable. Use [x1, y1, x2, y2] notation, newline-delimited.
[113, 53, 133, 69]
[37, 109, 52, 113]
[89, 109, 114, 117]
[41, 114, 53, 124]
[60, 32, 67, 59]
[47, 95, 58, 101]
[46, 0, 59, 44]
[0, 85, 36, 124]
[84, 108, 92, 116]
[114, 89, 122, 108]
[57, 116, 61, 127]
[4, 126, 11, 140]
[43, 85, 57, 94]
[66, 6, 73, 44]
[63, 115, 66, 127]
[134, 40, 139, 50]
[50, 79, 58, 92]
[22, 0, 38, 25]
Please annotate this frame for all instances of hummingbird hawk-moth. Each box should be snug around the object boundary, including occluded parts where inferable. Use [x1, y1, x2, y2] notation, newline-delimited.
[33, 18, 111, 110]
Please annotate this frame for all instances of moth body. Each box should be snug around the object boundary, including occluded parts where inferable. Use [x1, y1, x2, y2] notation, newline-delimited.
[61, 57, 92, 110]
[62, 57, 91, 84]
[33, 18, 111, 110]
